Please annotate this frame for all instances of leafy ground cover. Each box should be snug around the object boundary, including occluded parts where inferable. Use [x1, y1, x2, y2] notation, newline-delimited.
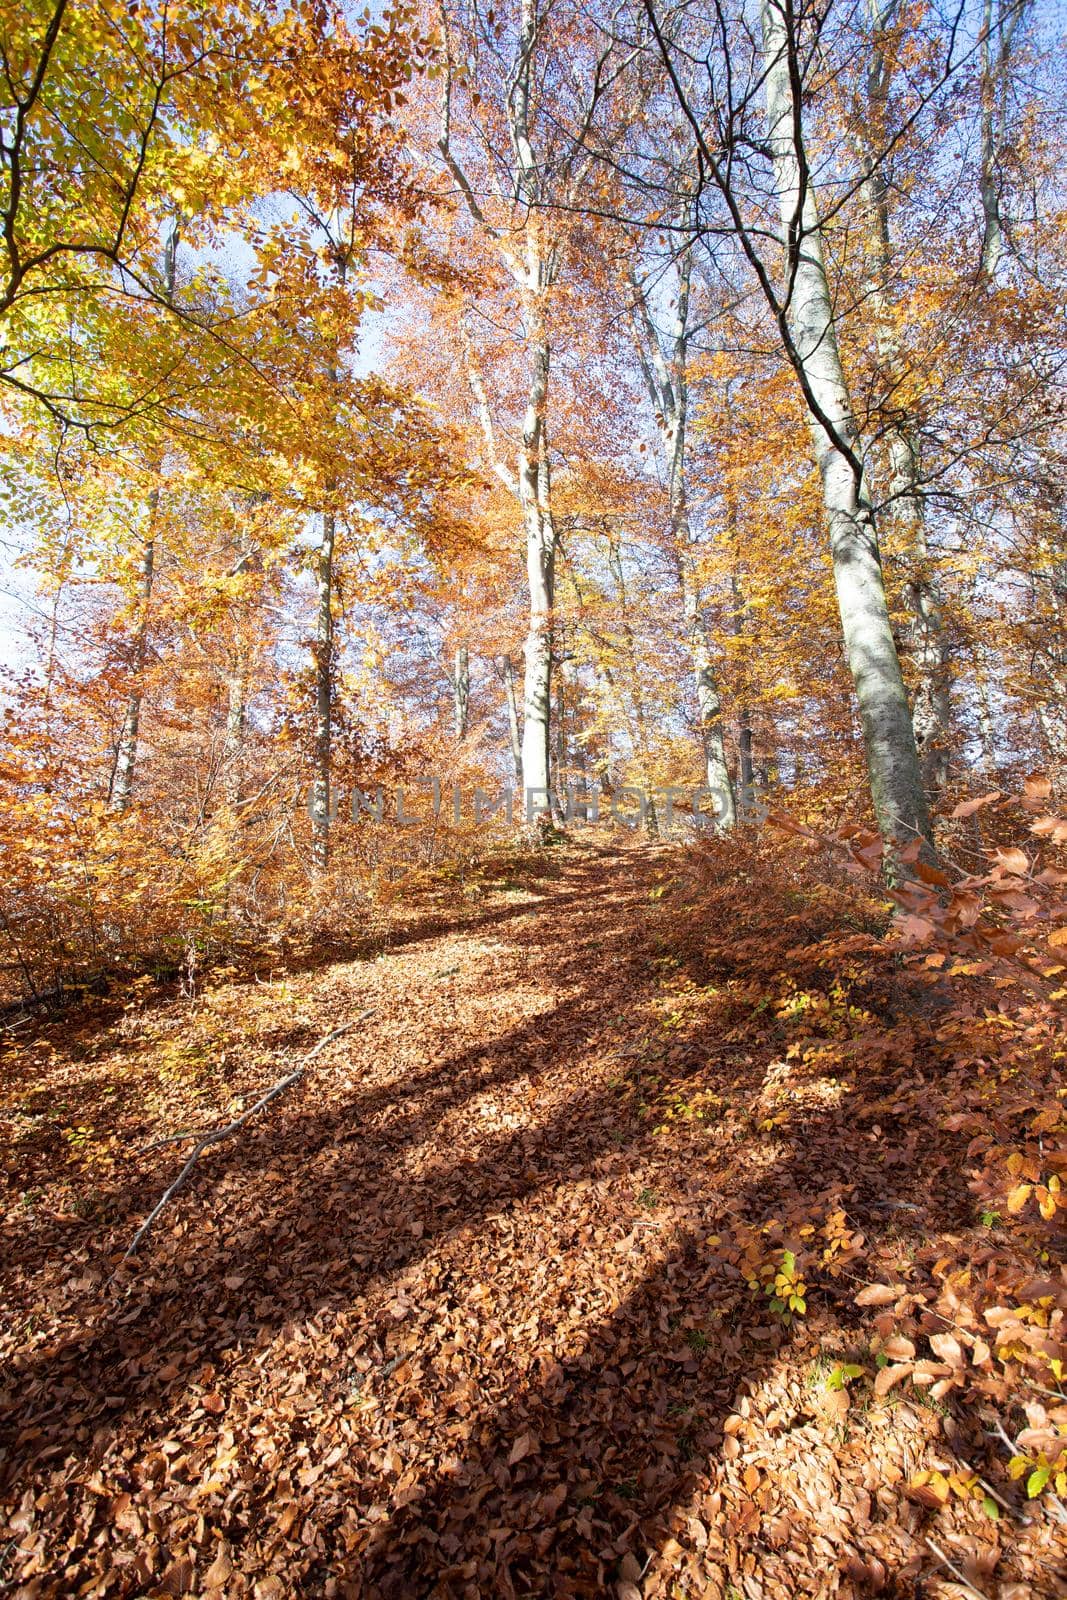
[1, 837, 1064, 1598]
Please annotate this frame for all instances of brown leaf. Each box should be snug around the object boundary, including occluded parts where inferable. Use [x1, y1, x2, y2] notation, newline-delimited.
[204, 1548, 233, 1586]
[951, 792, 1002, 818]
[856, 1283, 902, 1307]
[928, 1332, 964, 1368]
[882, 1336, 916, 1360]
[508, 1430, 539, 1465]
[874, 1362, 913, 1395]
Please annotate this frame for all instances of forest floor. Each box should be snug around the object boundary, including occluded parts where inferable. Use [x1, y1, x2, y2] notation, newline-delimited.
[0, 838, 1064, 1599]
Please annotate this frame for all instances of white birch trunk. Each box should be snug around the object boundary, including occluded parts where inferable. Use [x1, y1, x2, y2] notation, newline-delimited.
[761, 0, 932, 852]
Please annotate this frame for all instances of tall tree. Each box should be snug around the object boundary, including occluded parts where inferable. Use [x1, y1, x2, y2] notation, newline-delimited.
[643, 0, 935, 854]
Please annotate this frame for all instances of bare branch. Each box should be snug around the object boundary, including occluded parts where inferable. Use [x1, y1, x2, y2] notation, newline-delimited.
[124, 1013, 375, 1260]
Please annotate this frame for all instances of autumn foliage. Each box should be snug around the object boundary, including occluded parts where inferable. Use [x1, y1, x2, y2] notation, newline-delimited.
[2, 0, 1067, 1593]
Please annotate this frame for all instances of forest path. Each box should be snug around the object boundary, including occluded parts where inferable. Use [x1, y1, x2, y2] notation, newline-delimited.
[1, 841, 1060, 1596]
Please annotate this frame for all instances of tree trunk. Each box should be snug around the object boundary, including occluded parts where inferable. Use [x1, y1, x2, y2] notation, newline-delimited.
[979, 0, 1006, 275]
[496, 653, 523, 788]
[109, 506, 156, 813]
[858, 11, 952, 794]
[222, 660, 248, 810]
[439, 0, 563, 833]
[310, 510, 335, 871]
[519, 305, 555, 822]
[973, 648, 998, 777]
[554, 665, 567, 802]
[676, 548, 735, 828]
[760, 0, 932, 855]
[108, 221, 178, 814]
[629, 247, 735, 829]
[453, 643, 470, 739]
[605, 535, 658, 833]
[729, 552, 756, 812]
[1034, 547, 1067, 799]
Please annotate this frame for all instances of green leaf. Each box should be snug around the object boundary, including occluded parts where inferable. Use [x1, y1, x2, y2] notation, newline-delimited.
[1027, 1464, 1051, 1498]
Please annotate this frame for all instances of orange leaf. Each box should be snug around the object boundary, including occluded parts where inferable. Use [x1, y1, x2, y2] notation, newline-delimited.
[951, 792, 1001, 818]
[856, 1283, 902, 1307]
[883, 1336, 916, 1361]
[928, 1332, 964, 1368]
[874, 1362, 913, 1395]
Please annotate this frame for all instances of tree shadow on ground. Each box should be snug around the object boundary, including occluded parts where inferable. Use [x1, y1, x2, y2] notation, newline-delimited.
[1, 847, 1039, 1597]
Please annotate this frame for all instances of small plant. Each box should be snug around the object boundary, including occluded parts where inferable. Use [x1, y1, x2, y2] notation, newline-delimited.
[753, 1248, 807, 1322]
[826, 1361, 864, 1391]
[1008, 1448, 1067, 1500]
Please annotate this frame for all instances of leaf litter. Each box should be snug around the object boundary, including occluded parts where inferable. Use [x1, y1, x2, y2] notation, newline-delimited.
[0, 838, 1064, 1598]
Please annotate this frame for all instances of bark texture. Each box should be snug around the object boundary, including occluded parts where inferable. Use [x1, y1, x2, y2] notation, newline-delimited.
[760, 0, 932, 853]
[310, 509, 335, 872]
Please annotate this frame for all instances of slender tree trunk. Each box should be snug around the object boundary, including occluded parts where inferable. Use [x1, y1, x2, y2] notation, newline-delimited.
[496, 653, 523, 788]
[519, 303, 555, 820]
[729, 550, 756, 811]
[222, 660, 248, 809]
[605, 536, 658, 833]
[674, 549, 735, 825]
[760, 0, 932, 855]
[630, 247, 735, 828]
[1034, 547, 1067, 799]
[439, 0, 564, 832]
[554, 664, 567, 801]
[110, 505, 157, 814]
[109, 221, 179, 814]
[453, 643, 470, 739]
[979, 0, 1005, 275]
[311, 510, 335, 871]
[973, 648, 998, 777]
[858, 11, 952, 793]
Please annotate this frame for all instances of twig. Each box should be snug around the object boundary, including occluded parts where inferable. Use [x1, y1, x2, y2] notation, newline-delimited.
[123, 1013, 373, 1260]
[925, 1537, 989, 1598]
[137, 1126, 205, 1155]
[952, 1455, 1018, 1518]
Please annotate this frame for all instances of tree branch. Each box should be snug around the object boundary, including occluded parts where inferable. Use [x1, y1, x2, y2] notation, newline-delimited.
[124, 1013, 374, 1260]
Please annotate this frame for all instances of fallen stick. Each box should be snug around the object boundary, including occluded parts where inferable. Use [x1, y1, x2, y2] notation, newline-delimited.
[925, 1537, 989, 1600]
[124, 1012, 373, 1260]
